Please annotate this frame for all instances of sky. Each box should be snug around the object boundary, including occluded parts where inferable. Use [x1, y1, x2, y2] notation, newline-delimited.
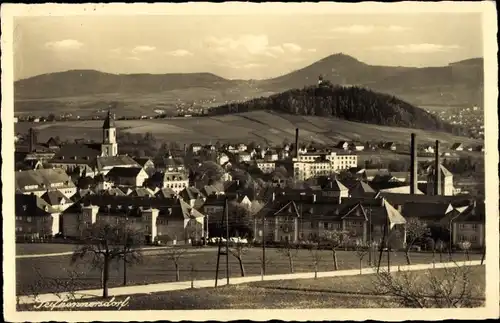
[13, 13, 483, 81]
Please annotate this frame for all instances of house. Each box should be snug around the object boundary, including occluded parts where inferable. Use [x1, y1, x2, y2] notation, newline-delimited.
[383, 142, 397, 151]
[155, 187, 177, 199]
[425, 164, 455, 196]
[237, 143, 248, 152]
[40, 190, 74, 213]
[154, 155, 186, 173]
[255, 160, 276, 174]
[440, 201, 485, 248]
[450, 143, 464, 151]
[15, 168, 77, 198]
[60, 195, 205, 244]
[238, 152, 251, 162]
[133, 157, 155, 175]
[253, 197, 406, 247]
[349, 142, 365, 151]
[264, 150, 279, 162]
[15, 193, 63, 240]
[217, 153, 230, 166]
[128, 187, 156, 198]
[421, 145, 435, 154]
[336, 141, 349, 151]
[105, 167, 149, 187]
[390, 172, 410, 183]
[179, 186, 206, 208]
[190, 143, 203, 154]
[200, 184, 225, 197]
[149, 171, 189, 194]
[96, 155, 141, 175]
[46, 137, 61, 150]
[364, 169, 390, 182]
[348, 181, 376, 198]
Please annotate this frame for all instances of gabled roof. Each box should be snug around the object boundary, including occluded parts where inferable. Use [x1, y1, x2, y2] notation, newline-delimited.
[50, 143, 101, 164]
[379, 192, 475, 207]
[179, 186, 204, 201]
[155, 187, 177, 199]
[41, 190, 70, 206]
[97, 155, 140, 170]
[133, 157, 154, 167]
[129, 187, 155, 198]
[103, 188, 127, 196]
[326, 179, 349, 191]
[349, 181, 376, 196]
[15, 193, 51, 217]
[451, 143, 463, 149]
[379, 186, 424, 195]
[16, 168, 75, 190]
[106, 167, 145, 179]
[402, 202, 454, 219]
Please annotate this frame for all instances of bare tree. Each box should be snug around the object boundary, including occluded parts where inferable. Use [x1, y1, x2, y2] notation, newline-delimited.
[459, 240, 472, 261]
[321, 230, 350, 271]
[275, 240, 299, 274]
[305, 240, 323, 279]
[355, 242, 369, 274]
[117, 225, 144, 286]
[165, 246, 188, 282]
[404, 218, 430, 265]
[370, 262, 479, 308]
[71, 222, 144, 298]
[257, 254, 273, 281]
[229, 241, 249, 277]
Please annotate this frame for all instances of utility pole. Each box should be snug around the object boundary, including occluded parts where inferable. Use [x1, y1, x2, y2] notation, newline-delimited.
[262, 212, 266, 276]
[215, 197, 229, 287]
[368, 207, 372, 266]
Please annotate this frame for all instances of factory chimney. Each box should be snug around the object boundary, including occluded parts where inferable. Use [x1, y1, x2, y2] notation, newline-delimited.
[434, 140, 442, 196]
[295, 128, 299, 159]
[410, 133, 418, 195]
[28, 128, 37, 153]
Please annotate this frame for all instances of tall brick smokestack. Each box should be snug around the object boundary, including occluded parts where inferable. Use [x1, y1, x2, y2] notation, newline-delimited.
[295, 128, 299, 159]
[410, 133, 418, 195]
[434, 140, 441, 196]
[28, 128, 37, 153]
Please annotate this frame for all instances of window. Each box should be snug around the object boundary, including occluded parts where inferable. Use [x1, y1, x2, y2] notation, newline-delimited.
[470, 235, 477, 242]
[27, 217, 32, 223]
[323, 222, 328, 230]
[471, 224, 478, 231]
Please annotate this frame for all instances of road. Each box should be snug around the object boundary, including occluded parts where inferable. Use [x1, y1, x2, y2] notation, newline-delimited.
[16, 245, 481, 296]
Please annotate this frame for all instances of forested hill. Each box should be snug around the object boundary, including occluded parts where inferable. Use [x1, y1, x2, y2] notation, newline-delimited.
[207, 83, 469, 136]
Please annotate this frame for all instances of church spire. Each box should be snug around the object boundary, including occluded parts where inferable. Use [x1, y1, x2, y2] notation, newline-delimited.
[103, 108, 115, 129]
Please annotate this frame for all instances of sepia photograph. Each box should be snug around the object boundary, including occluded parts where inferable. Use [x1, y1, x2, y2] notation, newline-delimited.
[2, 2, 499, 321]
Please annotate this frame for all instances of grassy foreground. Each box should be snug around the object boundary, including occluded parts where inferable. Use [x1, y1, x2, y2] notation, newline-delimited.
[17, 266, 485, 311]
[16, 244, 482, 296]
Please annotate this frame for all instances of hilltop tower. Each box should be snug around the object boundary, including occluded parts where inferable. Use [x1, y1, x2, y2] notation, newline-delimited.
[101, 109, 118, 157]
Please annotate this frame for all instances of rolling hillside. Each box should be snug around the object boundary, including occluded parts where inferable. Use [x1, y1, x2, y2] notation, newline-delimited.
[14, 54, 483, 113]
[208, 84, 468, 136]
[16, 111, 482, 149]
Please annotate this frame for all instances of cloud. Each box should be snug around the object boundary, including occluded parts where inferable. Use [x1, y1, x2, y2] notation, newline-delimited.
[167, 49, 194, 57]
[131, 45, 156, 54]
[371, 43, 461, 54]
[217, 61, 266, 70]
[331, 25, 375, 34]
[307, 48, 317, 53]
[110, 48, 122, 55]
[330, 25, 411, 34]
[205, 35, 303, 58]
[126, 56, 141, 61]
[45, 39, 84, 50]
[283, 43, 302, 53]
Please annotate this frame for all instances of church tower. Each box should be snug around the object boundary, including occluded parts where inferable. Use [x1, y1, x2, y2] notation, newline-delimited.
[101, 110, 118, 157]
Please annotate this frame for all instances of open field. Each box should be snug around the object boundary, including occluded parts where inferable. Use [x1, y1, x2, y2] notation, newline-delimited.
[17, 265, 485, 310]
[14, 85, 275, 117]
[15, 111, 483, 148]
[16, 244, 481, 296]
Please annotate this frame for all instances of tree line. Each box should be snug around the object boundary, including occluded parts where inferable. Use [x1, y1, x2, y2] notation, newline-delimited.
[206, 84, 469, 136]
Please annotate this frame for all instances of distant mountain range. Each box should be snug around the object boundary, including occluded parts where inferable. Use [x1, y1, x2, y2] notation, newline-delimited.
[15, 53, 483, 107]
